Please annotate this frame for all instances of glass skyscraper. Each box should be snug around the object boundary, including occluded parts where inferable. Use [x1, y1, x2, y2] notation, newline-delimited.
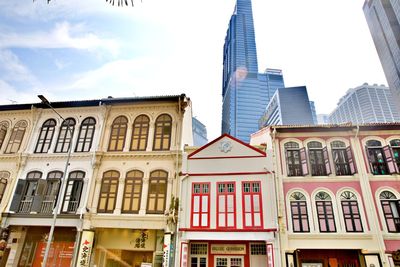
[363, 0, 400, 111]
[221, 0, 284, 142]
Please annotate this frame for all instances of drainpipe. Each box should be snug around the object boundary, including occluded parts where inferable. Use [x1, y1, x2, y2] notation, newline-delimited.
[270, 127, 283, 267]
[353, 124, 387, 264]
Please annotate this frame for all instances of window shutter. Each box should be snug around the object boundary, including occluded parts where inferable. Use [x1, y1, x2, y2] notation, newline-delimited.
[365, 146, 374, 174]
[31, 179, 47, 213]
[322, 147, 332, 175]
[383, 145, 399, 174]
[346, 146, 357, 175]
[9, 180, 27, 212]
[300, 147, 309, 176]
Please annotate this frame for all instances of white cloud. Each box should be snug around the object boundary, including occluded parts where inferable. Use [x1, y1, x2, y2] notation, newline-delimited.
[0, 80, 39, 105]
[0, 49, 39, 85]
[0, 22, 119, 55]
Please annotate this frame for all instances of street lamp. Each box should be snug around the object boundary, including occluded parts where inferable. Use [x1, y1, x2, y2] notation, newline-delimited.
[37, 95, 74, 267]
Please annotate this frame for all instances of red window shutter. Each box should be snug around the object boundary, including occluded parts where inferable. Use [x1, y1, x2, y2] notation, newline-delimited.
[346, 146, 357, 175]
[300, 147, 309, 176]
[322, 147, 332, 175]
[383, 145, 399, 174]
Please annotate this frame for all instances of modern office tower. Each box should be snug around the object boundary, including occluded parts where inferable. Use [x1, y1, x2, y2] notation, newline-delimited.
[317, 114, 330, 124]
[221, 0, 285, 142]
[192, 117, 208, 146]
[259, 86, 315, 127]
[328, 83, 400, 124]
[363, 0, 400, 110]
[309, 101, 318, 124]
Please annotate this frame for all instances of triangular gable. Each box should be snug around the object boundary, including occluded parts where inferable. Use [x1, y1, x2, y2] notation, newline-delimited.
[188, 134, 266, 159]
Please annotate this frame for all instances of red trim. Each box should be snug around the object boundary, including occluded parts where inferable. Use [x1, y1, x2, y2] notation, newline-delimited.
[188, 133, 266, 159]
[181, 171, 271, 176]
[178, 227, 277, 232]
[216, 181, 237, 229]
[188, 155, 265, 160]
[191, 182, 211, 229]
[180, 242, 188, 267]
[241, 181, 264, 229]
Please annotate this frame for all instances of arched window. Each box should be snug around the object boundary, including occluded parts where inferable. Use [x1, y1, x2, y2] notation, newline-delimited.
[19, 171, 42, 213]
[340, 191, 363, 232]
[62, 171, 85, 213]
[108, 116, 128, 151]
[5, 120, 27, 154]
[315, 192, 336, 232]
[331, 141, 355, 176]
[308, 141, 328, 176]
[284, 142, 302, 176]
[289, 192, 309, 232]
[122, 170, 143, 213]
[380, 190, 400, 232]
[147, 170, 168, 214]
[153, 114, 172, 150]
[35, 119, 56, 153]
[131, 115, 149, 151]
[75, 117, 96, 152]
[366, 139, 389, 175]
[41, 171, 62, 214]
[0, 122, 8, 151]
[390, 139, 400, 171]
[0, 171, 9, 203]
[98, 171, 119, 213]
[55, 118, 76, 153]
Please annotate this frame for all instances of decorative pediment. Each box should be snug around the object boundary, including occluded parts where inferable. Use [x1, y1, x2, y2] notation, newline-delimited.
[188, 134, 266, 159]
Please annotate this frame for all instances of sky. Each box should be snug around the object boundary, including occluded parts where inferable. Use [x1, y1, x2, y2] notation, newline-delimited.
[0, 0, 387, 141]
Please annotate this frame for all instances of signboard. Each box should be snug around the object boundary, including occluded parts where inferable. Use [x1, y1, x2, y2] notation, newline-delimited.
[97, 229, 155, 251]
[32, 241, 74, 267]
[76, 230, 95, 267]
[162, 234, 171, 267]
[392, 250, 400, 266]
[211, 244, 246, 255]
[180, 242, 188, 267]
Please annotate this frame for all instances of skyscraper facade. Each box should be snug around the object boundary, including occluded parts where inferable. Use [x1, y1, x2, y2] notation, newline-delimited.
[221, 0, 284, 142]
[363, 0, 400, 109]
[328, 83, 400, 124]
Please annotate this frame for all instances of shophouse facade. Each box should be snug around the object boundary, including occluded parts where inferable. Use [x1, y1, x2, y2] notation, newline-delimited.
[251, 123, 400, 267]
[177, 134, 279, 267]
[0, 94, 193, 267]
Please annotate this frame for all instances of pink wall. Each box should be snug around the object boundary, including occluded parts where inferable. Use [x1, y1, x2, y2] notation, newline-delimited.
[385, 240, 400, 252]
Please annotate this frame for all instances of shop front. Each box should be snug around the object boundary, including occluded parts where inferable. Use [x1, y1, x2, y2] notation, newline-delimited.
[12, 226, 76, 267]
[184, 241, 274, 267]
[92, 228, 166, 267]
[285, 249, 380, 267]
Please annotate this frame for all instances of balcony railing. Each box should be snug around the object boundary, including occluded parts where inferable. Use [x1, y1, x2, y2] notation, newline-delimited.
[40, 196, 56, 214]
[18, 196, 33, 213]
[65, 200, 79, 213]
[287, 164, 302, 176]
[311, 164, 327, 176]
[335, 163, 351, 176]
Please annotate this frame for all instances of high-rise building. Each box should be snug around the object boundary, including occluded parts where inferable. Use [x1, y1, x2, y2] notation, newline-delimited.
[221, 0, 284, 142]
[363, 0, 400, 110]
[328, 83, 400, 124]
[192, 117, 208, 146]
[258, 86, 315, 127]
[309, 101, 318, 124]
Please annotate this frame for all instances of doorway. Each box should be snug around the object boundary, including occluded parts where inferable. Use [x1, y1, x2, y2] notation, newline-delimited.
[215, 256, 244, 267]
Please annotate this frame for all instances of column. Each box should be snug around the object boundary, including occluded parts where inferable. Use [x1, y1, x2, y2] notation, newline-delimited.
[113, 177, 125, 215]
[165, 177, 174, 215]
[124, 123, 133, 152]
[139, 176, 149, 215]
[91, 177, 103, 214]
[146, 123, 155, 151]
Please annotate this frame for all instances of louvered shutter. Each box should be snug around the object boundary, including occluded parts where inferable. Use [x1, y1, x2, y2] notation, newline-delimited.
[300, 147, 309, 176]
[31, 179, 47, 213]
[383, 145, 399, 174]
[9, 180, 26, 212]
[322, 147, 332, 175]
[346, 146, 357, 175]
